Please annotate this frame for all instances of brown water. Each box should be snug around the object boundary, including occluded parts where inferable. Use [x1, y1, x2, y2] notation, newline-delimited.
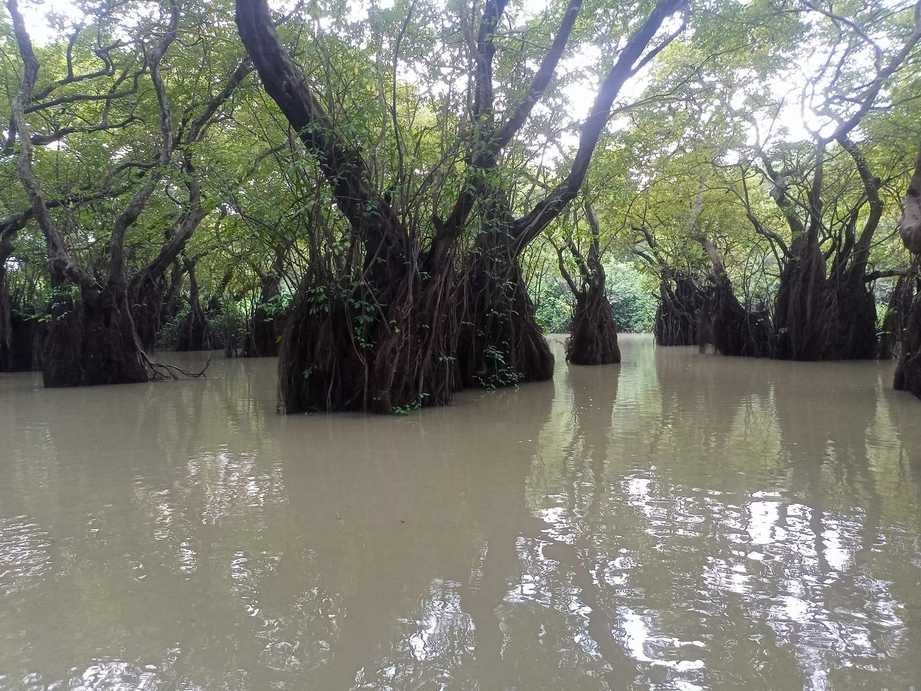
[1, 334, 920, 690]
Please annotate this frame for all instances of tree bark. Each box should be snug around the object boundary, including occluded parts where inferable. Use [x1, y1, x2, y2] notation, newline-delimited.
[703, 275, 770, 357]
[820, 267, 878, 359]
[895, 143, 921, 398]
[459, 226, 555, 386]
[654, 272, 703, 346]
[773, 232, 827, 360]
[42, 283, 148, 386]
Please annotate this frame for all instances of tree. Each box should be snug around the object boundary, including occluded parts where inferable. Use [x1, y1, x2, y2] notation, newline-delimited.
[235, 0, 686, 411]
[454, 0, 686, 386]
[4, 0, 253, 385]
[552, 201, 620, 364]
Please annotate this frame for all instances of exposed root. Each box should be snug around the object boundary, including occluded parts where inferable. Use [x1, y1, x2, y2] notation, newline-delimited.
[278, 264, 459, 414]
[773, 237, 826, 360]
[567, 285, 620, 365]
[140, 349, 211, 381]
[699, 276, 770, 357]
[458, 240, 553, 388]
[654, 273, 704, 347]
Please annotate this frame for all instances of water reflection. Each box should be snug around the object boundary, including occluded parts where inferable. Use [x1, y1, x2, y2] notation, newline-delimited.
[1, 336, 920, 689]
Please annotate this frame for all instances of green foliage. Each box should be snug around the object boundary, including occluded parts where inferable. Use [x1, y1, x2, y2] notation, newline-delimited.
[475, 345, 523, 390]
[532, 261, 657, 334]
[607, 263, 658, 333]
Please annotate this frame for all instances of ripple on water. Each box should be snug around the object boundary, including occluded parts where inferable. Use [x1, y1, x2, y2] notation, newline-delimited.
[0, 515, 53, 597]
[2, 336, 921, 690]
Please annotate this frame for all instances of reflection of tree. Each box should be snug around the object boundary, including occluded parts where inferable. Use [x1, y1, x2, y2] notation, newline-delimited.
[4, 340, 921, 687]
[551, 362, 638, 686]
[454, 381, 556, 688]
[654, 345, 773, 460]
[268, 379, 555, 688]
[0, 356, 293, 686]
[884, 371, 921, 485]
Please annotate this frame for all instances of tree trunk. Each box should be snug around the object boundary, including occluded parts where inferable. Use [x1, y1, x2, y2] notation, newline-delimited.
[278, 262, 460, 413]
[6, 0, 180, 388]
[878, 274, 912, 359]
[654, 273, 702, 346]
[558, 209, 620, 366]
[1, 301, 45, 373]
[457, 231, 553, 388]
[567, 280, 620, 365]
[895, 144, 921, 398]
[0, 268, 12, 371]
[821, 267, 878, 359]
[246, 274, 284, 357]
[819, 136, 884, 360]
[175, 261, 213, 352]
[894, 279, 921, 397]
[161, 261, 185, 329]
[703, 275, 771, 357]
[773, 235, 827, 360]
[238, 0, 463, 412]
[130, 272, 168, 351]
[42, 282, 148, 387]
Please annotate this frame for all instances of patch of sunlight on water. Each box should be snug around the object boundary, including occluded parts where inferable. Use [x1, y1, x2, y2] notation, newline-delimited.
[1, 334, 920, 689]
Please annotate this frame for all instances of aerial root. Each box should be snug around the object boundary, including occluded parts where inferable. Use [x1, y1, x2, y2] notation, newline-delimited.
[141, 350, 211, 381]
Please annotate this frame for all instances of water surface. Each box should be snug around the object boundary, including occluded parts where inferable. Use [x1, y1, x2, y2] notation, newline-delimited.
[1, 335, 920, 689]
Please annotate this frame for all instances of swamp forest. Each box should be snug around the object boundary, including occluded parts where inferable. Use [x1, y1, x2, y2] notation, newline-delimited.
[2, 0, 921, 688]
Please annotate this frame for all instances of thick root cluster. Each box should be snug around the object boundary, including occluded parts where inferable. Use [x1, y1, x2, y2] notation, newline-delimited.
[567, 286, 620, 365]
[654, 274, 703, 347]
[457, 255, 553, 389]
[278, 270, 459, 414]
[42, 286, 148, 387]
[895, 290, 921, 399]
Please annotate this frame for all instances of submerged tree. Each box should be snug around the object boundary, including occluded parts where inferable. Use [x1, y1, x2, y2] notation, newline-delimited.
[553, 202, 620, 365]
[4, 0, 253, 385]
[738, 2, 921, 361]
[235, 0, 462, 412]
[454, 0, 685, 386]
[0, 205, 50, 370]
[2, 0, 918, 412]
[235, 0, 685, 412]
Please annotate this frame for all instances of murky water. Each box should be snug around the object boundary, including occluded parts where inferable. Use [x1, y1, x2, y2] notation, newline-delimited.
[1, 335, 920, 690]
